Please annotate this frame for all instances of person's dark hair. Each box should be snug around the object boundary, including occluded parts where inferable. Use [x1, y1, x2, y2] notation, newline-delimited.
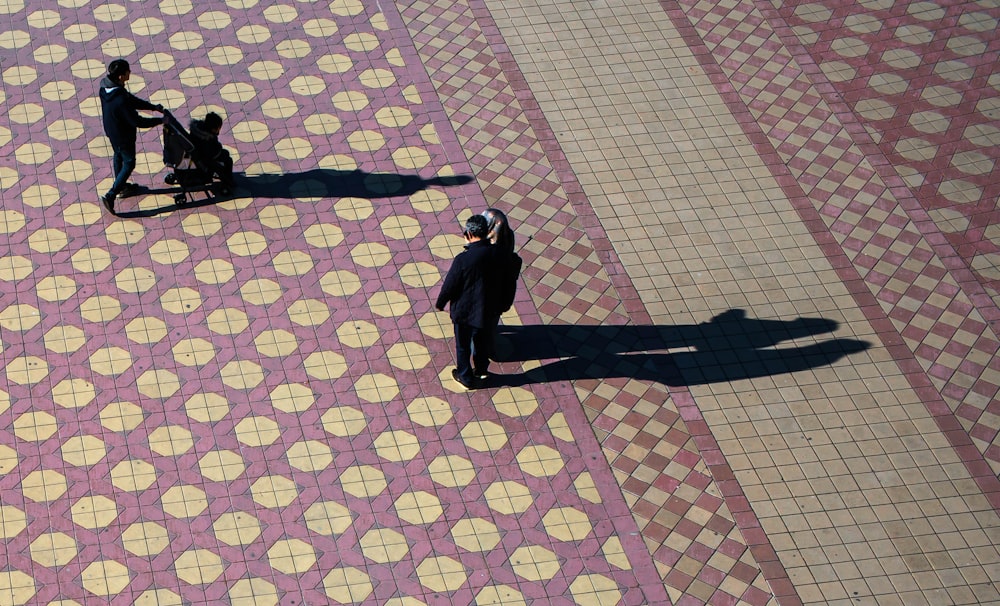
[204, 112, 223, 131]
[464, 214, 489, 239]
[483, 207, 515, 253]
[108, 59, 130, 80]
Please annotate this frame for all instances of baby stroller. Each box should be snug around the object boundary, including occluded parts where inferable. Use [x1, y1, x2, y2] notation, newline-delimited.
[162, 110, 222, 204]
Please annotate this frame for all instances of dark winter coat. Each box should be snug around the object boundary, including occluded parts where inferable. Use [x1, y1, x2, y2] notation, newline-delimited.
[189, 119, 225, 161]
[436, 239, 504, 328]
[99, 76, 160, 148]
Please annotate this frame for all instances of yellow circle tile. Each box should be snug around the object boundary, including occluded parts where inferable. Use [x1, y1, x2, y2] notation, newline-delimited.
[574, 473, 603, 504]
[601, 537, 631, 570]
[15, 142, 52, 164]
[344, 33, 379, 52]
[228, 578, 278, 606]
[136, 369, 181, 399]
[346, 129, 385, 152]
[0, 166, 18, 189]
[6, 356, 49, 385]
[208, 45, 244, 65]
[350, 242, 392, 267]
[391, 146, 432, 170]
[160, 287, 202, 314]
[36, 275, 77, 301]
[220, 360, 265, 390]
[70, 59, 103, 80]
[253, 329, 297, 357]
[121, 521, 170, 557]
[373, 430, 420, 462]
[460, 422, 508, 452]
[174, 549, 224, 585]
[206, 307, 250, 334]
[516, 445, 564, 478]
[288, 298, 330, 326]
[406, 397, 453, 427]
[4, 66, 37, 86]
[262, 97, 301, 119]
[235, 416, 281, 447]
[135, 589, 183, 606]
[267, 538, 316, 574]
[319, 153, 359, 170]
[258, 204, 299, 228]
[28, 532, 78, 568]
[398, 262, 441, 289]
[428, 455, 476, 488]
[509, 545, 560, 581]
[427, 234, 465, 260]
[226, 231, 268, 257]
[303, 223, 345, 248]
[193, 259, 235, 284]
[542, 507, 593, 542]
[172, 338, 216, 367]
[160, 0, 193, 14]
[70, 495, 119, 529]
[99, 402, 144, 432]
[290, 75, 326, 95]
[197, 10, 231, 28]
[380, 215, 421, 241]
[0, 209, 25, 232]
[61, 435, 107, 467]
[304, 501, 353, 536]
[104, 219, 145, 245]
[88, 346, 133, 376]
[62, 202, 101, 226]
[161, 485, 208, 518]
[79, 295, 122, 323]
[0, 304, 40, 331]
[12, 411, 57, 441]
[483, 481, 533, 515]
[269, 382, 315, 413]
[185, 393, 231, 423]
[303, 113, 342, 135]
[81, 560, 131, 596]
[148, 425, 194, 456]
[71, 247, 112, 272]
[21, 469, 67, 502]
[547, 413, 575, 442]
[232, 119, 270, 142]
[180, 66, 216, 88]
[334, 196, 374, 221]
[212, 511, 261, 546]
[330, 0, 364, 15]
[148, 239, 190, 264]
[359, 528, 409, 564]
[319, 270, 361, 297]
[416, 556, 467, 592]
[34, 43, 68, 63]
[317, 53, 352, 74]
[493, 387, 539, 417]
[273, 250, 315, 276]
[375, 107, 413, 128]
[395, 491, 443, 525]
[0, 570, 34, 605]
[368, 290, 411, 318]
[238, 23, 272, 43]
[250, 475, 299, 508]
[420, 124, 440, 145]
[199, 449, 246, 482]
[475, 585, 526, 606]
[0, 444, 16, 473]
[387, 342, 430, 371]
[322, 567, 373, 603]
[182, 213, 223, 236]
[339, 465, 386, 498]
[139, 51, 174, 71]
[354, 373, 400, 403]
[303, 18, 339, 38]
[0, 254, 33, 281]
[110, 459, 158, 492]
[0, 505, 27, 538]
[220, 82, 256, 103]
[28, 229, 69, 253]
[568, 574, 622, 605]
[451, 518, 501, 552]
[286, 440, 333, 472]
[320, 406, 367, 437]
[297, 352, 346, 383]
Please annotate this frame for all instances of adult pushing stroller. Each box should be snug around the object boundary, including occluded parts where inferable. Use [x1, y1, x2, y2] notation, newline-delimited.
[162, 110, 231, 204]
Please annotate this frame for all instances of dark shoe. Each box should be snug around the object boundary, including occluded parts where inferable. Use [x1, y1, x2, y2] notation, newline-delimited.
[451, 369, 477, 391]
[473, 368, 488, 380]
[119, 182, 140, 198]
[100, 193, 116, 214]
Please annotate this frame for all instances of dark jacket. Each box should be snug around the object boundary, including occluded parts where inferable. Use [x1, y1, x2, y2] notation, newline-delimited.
[99, 76, 160, 147]
[189, 119, 225, 162]
[436, 239, 503, 328]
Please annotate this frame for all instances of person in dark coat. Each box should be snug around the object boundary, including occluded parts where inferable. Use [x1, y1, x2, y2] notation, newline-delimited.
[189, 112, 235, 194]
[482, 207, 521, 363]
[99, 58, 164, 214]
[436, 214, 504, 389]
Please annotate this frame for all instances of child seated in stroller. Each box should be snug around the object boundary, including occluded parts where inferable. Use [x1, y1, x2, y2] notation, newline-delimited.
[188, 112, 234, 194]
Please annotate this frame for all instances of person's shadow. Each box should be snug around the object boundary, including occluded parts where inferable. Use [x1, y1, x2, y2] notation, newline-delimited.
[117, 169, 473, 217]
[490, 309, 871, 387]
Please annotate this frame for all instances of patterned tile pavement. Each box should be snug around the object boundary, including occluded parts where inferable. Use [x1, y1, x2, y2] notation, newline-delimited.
[0, 0, 999, 606]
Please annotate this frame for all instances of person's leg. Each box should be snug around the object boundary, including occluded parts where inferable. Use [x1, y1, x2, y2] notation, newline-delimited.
[218, 150, 234, 186]
[472, 321, 494, 378]
[108, 143, 137, 197]
[453, 322, 475, 385]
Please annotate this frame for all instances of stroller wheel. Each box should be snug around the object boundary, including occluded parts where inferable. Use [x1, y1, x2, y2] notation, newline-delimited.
[165, 173, 177, 185]
[173, 193, 187, 204]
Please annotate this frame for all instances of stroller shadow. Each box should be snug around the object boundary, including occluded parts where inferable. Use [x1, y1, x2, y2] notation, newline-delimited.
[237, 169, 473, 199]
[490, 309, 871, 388]
[116, 169, 473, 217]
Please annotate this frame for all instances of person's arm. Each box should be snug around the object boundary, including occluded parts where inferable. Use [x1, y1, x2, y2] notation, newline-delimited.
[128, 92, 163, 113]
[436, 261, 462, 310]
